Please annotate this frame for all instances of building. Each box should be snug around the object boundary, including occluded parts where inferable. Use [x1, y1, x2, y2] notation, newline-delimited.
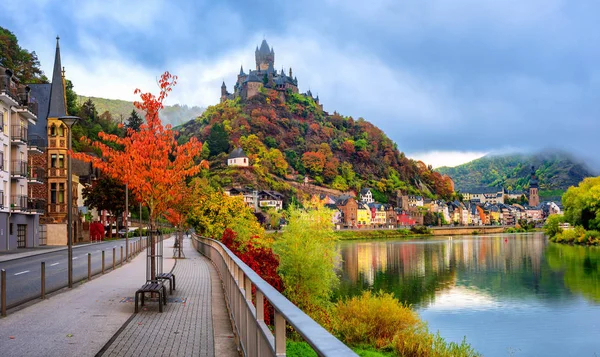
[528, 166, 540, 207]
[224, 187, 258, 211]
[465, 187, 504, 205]
[336, 195, 357, 227]
[258, 190, 284, 211]
[227, 147, 249, 167]
[27, 37, 80, 245]
[220, 40, 322, 108]
[0, 65, 42, 250]
[360, 188, 374, 204]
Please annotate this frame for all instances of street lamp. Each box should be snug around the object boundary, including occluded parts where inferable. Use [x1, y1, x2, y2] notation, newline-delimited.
[59, 115, 79, 289]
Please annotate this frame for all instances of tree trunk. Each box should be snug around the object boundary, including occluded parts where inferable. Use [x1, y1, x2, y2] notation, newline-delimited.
[108, 216, 113, 239]
[150, 217, 156, 281]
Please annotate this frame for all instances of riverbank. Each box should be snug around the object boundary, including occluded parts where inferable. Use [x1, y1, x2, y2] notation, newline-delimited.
[330, 226, 508, 241]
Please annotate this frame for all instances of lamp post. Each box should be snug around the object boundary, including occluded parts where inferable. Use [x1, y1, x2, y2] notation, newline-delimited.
[125, 183, 128, 261]
[59, 116, 79, 289]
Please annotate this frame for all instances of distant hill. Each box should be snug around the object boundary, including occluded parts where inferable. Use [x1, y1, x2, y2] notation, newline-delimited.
[437, 151, 596, 197]
[77, 95, 205, 127]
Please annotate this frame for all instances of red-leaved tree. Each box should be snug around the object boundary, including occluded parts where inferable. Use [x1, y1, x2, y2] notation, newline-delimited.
[73, 71, 207, 279]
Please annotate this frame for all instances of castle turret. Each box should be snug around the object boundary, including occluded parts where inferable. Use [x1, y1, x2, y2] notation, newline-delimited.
[289, 67, 293, 78]
[220, 81, 228, 103]
[239, 65, 244, 75]
[255, 39, 274, 71]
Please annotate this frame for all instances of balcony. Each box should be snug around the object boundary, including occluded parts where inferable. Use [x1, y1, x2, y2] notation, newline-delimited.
[28, 135, 46, 154]
[11, 126, 28, 145]
[49, 203, 67, 214]
[27, 198, 46, 214]
[11, 160, 27, 179]
[28, 166, 45, 184]
[10, 195, 28, 211]
[16, 100, 38, 121]
[0, 72, 19, 106]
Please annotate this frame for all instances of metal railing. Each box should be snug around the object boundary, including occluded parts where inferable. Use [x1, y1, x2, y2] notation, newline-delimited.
[10, 195, 28, 211]
[28, 135, 46, 152]
[11, 126, 28, 143]
[191, 234, 356, 357]
[0, 75, 19, 103]
[11, 160, 28, 177]
[28, 166, 45, 182]
[27, 198, 46, 214]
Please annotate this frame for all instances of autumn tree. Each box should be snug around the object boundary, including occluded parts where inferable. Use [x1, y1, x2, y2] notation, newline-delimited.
[301, 151, 326, 176]
[73, 71, 205, 280]
[0, 26, 48, 83]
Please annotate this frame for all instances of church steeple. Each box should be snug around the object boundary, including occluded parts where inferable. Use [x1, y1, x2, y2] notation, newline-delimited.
[48, 36, 67, 118]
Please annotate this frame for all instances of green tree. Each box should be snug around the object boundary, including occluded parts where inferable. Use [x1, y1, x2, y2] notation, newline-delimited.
[82, 177, 133, 238]
[563, 176, 600, 230]
[0, 26, 48, 83]
[272, 204, 339, 319]
[206, 123, 230, 157]
[544, 214, 565, 238]
[65, 79, 79, 116]
[332, 176, 349, 191]
[126, 110, 144, 131]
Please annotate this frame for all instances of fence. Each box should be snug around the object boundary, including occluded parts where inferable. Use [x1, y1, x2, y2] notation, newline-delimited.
[191, 234, 356, 357]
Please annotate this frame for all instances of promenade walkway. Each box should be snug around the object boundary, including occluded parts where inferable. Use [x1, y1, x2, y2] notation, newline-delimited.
[0, 236, 238, 357]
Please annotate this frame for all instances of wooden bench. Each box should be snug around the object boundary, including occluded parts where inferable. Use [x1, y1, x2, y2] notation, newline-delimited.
[156, 272, 176, 295]
[134, 281, 167, 313]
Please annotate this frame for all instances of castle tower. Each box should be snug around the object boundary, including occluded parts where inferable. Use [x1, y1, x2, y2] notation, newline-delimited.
[528, 166, 540, 207]
[255, 39, 274, 71]
[220, 81, 227, 103]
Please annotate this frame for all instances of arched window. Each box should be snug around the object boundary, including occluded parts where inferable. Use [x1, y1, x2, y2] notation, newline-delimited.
[49, 124, 56, 136]
[58, 125, 65, 137]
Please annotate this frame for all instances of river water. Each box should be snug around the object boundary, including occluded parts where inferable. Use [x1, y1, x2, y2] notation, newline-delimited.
[335, 233, 600, 356]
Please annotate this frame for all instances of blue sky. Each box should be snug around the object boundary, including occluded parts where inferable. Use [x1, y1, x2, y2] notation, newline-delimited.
[2, 0, 599, 169]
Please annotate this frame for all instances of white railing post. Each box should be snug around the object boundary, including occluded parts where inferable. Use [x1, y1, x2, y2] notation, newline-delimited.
[275, 310, 286, 356]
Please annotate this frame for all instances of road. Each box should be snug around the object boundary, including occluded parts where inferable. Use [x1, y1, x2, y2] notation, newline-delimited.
[0, 237, 147, 309]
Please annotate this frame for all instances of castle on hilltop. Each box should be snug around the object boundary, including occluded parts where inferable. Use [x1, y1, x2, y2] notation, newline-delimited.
[220, 39, 321, 107]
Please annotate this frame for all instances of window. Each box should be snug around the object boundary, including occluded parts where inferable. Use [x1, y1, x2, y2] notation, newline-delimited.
[58, 183, 65, 203]
[50, 124, 56, 136]
[0, 112, 3, 132]
[58, 154, 64, 168]
[51, 154, 57, 168]
[58, 125, 65, 137]
[51, 183, 57, 203]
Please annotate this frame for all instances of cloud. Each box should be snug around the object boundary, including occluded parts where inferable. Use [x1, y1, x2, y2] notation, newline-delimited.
[408, 151, 488, 169]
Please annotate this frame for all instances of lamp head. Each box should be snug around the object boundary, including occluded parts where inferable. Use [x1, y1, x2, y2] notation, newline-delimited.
[59, 116, 80, 128]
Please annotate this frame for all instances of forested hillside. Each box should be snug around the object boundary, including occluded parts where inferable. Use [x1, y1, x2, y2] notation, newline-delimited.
[177, 91, 454, 201]
[437, 151, 596, 196]
[78, 95, 204, 127]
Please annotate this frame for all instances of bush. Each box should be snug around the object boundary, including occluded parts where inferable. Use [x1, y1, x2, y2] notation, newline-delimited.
[332, 291, 419, 349]
[410, 226, 432, 235]
[394, 324, 481, 357]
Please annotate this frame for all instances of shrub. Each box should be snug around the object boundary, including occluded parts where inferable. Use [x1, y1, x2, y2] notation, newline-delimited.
[394, 324, 481, 357]
[331, 291, 419, 349]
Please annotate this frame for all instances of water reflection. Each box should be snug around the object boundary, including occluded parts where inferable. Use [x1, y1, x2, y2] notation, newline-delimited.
[335, 233, 600, 356]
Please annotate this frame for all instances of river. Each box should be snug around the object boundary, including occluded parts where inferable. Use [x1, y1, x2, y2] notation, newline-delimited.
[335, 232, 600, 356]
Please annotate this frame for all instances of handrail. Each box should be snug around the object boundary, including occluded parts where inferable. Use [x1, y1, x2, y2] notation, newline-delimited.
[191, 234, 357, 357]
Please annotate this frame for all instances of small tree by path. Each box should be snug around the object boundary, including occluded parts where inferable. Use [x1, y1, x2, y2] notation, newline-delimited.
[73, 71, 207, 280]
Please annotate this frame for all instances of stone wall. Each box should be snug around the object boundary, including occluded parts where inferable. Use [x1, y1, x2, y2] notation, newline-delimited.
[46, 223, 67, 245]
[430, 226, 506, 236]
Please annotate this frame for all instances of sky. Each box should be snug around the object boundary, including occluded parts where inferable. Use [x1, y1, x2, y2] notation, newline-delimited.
[2, 0, 599, 169]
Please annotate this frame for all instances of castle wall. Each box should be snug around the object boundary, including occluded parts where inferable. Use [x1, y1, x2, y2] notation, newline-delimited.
[247, 82, 261, 99]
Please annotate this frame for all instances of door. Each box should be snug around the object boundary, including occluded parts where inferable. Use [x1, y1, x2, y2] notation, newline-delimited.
[17, 224, 27, 248]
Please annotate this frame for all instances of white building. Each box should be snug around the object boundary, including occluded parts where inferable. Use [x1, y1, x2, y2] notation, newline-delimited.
[0, 67, 42, 250]
[227, 147, 249, 167]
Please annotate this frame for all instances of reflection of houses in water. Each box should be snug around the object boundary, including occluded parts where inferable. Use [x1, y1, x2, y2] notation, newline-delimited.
[355, 243, 388, 286]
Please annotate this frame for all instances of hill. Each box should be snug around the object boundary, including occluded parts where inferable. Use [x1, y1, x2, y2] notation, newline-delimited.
[77, 95, 205, 128]
[436, 151, 596, 197]
[177, 91, 454, 201]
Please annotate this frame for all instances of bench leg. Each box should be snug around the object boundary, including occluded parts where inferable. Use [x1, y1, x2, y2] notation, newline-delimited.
[169, 279, 173, 295]
[141, 291, 145, 306]
[135, 292, 139, 313]
[163, 285, 167, 305]
[159, 290, 163, 313]
[172, 275, 176, 291]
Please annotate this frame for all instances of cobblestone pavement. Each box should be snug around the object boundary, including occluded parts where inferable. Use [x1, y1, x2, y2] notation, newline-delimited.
[101, 237, 234, 357]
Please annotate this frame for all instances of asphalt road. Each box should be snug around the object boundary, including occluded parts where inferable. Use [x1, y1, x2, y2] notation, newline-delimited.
[0, 237, 148, 309]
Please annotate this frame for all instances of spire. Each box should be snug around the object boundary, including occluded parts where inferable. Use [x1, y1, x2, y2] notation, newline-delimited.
[239, 65, 244, 75]
[48, 35, 67, 118]
[221, 81, 226, 88]
[289, 67, 293, 77]
[259, 39, 271, 54]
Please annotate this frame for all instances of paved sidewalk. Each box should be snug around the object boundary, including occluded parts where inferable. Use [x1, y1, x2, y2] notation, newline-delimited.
[100, 237, 238, 357]
[0, 236, 237, 357]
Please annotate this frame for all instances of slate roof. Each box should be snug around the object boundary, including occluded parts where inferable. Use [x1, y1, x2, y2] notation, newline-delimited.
[27, 83, 51, 139]
[360, 188, 371, 195]
[228, 147, 247, 159]
[464, 186, 504, 194]
[48, 37, 66, 119]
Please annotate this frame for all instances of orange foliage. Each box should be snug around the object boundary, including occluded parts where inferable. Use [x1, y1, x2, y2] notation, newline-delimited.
[73, 71, 207, 225]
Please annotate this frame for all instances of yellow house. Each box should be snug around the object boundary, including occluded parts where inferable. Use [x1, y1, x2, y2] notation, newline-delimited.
[357, 202, 371, 226]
